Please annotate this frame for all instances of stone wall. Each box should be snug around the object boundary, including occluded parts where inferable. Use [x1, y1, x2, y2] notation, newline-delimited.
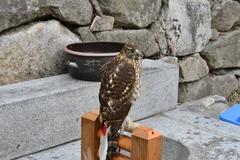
[0, 0, 239, 102]
[179, 0, 240, 102]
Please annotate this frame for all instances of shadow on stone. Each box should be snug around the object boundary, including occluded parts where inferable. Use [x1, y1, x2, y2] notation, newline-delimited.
[162, 137, 189, 160]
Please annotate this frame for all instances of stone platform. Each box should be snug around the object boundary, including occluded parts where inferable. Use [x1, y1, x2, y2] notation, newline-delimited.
[17, 96, 240, 160]
[0, 60, 179, 160]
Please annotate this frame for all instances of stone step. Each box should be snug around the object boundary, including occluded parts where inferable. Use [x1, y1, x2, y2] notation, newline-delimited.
[0, 60, 179, 160]
[141, 107, 240, 160]
[18, 102, 240, 160]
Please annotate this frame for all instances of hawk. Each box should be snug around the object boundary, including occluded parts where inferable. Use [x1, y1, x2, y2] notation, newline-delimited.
[98, 43, 143, 159]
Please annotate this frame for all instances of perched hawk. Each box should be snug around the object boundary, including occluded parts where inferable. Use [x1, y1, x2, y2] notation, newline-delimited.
[98, 43, 143, 159]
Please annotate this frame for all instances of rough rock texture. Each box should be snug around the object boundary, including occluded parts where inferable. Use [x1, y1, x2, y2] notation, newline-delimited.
[0, 0, 93, 32]
[236, 19, 240, 26]
[90, 15, 114, 31]
[178, 53, 209, 82]
[46, 0, 93, 25]
[75, 27, 96, 42]
[151, 21, 169, 55]
[210, 28, 219, 41]
[98, 0, 162, 28]
[211, 0, 240, 31]
[88, 0, 103, 16]
[202, 29, 240, 69]
[179, 74, 239, 103]
[212, 68, 240, 76]
[180, 95, 229, 118]
[159, 0, 211, 56]
[160, 56, 178, 64]
[95, 29, 159, 57]
[0, 20, 80, 85]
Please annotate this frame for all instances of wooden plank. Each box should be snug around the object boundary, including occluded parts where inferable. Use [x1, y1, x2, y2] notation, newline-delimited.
[97, 134, 132, 152]
[117, 135, 131, 152]
[81, 112, 100, 160]
[131, 125, 163, 160]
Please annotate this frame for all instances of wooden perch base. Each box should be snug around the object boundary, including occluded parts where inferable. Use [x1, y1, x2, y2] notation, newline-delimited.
[81, 111, 163, 160]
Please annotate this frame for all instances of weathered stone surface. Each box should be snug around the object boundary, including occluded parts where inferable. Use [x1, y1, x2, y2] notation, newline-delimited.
[211, 0, 240, 31]
[180, 95, 230, 118]
[212, 68, 240, 76]
[178, 74, 239, 103]
[232, 69, 240, 77]
[151, 21, 169, 55]
[210, 28, 219, 41]
[202, 29, 240, 69]
[180, 95, 228, 108]
[208, 0, 215, 8]
[88, 0, 103, 16]
[95, 29, 159, 57]
[90, 16, 114, 32]
[159, 0, 211, 56]
[236, 19, 240, 26]
[178, 53, 209, 82]
[160, 56, 178, 64]
[0, 0, 93, 32]
[98, 0, 162, 28]
[149, 105, 240, 160]
[0, 20, 80, 85]
[0, 60, 178, 160]
[46, 0, 93, 25]
[76, 27, 96, 42]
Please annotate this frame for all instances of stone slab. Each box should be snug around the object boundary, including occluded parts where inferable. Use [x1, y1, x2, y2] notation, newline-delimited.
[141, 111, 240, 160]
[0, 60, 179, 160]
[17, 137, 189, 160]
[18, 99, 240, 160]
[179, 95, 230, 119]
[18, 141, 80, 160]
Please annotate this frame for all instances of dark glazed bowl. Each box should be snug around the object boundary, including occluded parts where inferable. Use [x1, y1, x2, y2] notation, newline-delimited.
[64, 42, 125, 81]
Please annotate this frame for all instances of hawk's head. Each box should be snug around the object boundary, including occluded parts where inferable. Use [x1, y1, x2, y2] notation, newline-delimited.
[122, 43, 143, 60]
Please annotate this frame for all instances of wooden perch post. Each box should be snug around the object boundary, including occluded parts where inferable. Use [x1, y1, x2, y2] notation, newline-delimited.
[81, 111, 163, 160]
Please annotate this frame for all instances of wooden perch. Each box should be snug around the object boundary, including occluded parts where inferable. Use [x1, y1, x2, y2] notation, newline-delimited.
[131, 126, 163, 160]
[117, 135, 131, 152]
[81, 111, 163, 160]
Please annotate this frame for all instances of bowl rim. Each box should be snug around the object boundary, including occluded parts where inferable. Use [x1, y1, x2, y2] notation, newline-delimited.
[64, 42, 125, 57]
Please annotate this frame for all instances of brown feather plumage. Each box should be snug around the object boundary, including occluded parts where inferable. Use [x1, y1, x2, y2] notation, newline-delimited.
[98, 43, 142, 136]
